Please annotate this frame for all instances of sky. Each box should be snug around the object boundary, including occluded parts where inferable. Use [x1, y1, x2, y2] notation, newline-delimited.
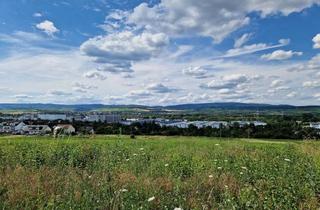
[0, 0, 320, 105]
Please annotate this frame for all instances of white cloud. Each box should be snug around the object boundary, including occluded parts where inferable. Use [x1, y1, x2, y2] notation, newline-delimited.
[72, 82, 97, 93]
[146, 83, 178, 93]
[126, 1, 319, 42]
[303, 81, 320, 88]
[200, 74, 251, 90]
[314, 93, 320, 100]
[33, 13, 42, 17]
[83, 71, 107, 80]
[288, 54, 320, 71]
[270, 79, 284, 88]
[127, 89, 152, 99]
[182, 66, 215, 79]
[80, 31, 169, 73]
[234, 33, 252, 48]
[0, 31, 46, 44]
[313, 34, 320, 49]
[36, 20, 59, 36]
[287, 91, 298, 98]
[261, 50, 302, 60]
[221, 39, 290, 58]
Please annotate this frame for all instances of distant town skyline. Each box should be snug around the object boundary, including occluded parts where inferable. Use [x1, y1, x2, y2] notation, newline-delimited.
[1, 0, 320, 105]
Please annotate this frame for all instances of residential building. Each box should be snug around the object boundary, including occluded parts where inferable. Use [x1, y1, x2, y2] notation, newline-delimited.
[38, 114, 67, 121]
[21, 125, 52, 135]
[53, 124, 76, 136]
[309, 122, 320, 129]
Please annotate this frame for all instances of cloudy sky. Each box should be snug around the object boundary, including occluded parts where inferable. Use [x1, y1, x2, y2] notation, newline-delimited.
[0, 0, 320, 105]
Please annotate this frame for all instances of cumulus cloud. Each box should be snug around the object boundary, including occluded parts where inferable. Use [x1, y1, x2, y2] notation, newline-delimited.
[287, 91, 298, 98]
[127, 89, 152, 99]
[99, 9, 130, 33]
[36, 20, 59, 36]
[146, 83, 178, 93]
[97, 62, 133, 73]
[303, 81, 320, 88]
[261, 50, 302, 60]
[72, 82, 97, 93]
[80, 31, 169, 73]
[200, 74, 251, 90]
[313, 34, 320, 49]
[83, 71, 107, 80]
[270, 79, 284, 88]
[314, 93, 320, 100]
[126, 1, 319, 42]
[182, 66, 215, 79]
[288, 54, 320, 71]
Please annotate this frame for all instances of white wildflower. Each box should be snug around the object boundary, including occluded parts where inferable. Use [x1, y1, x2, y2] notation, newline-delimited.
[140, 148, 144, 151]
[120, 189, 128, 192]
[241, 166, 247, 170]
[165, 164, 169, 167]
[284, 158, 291, 162]
[217, 167, 222, 170]
[215, 144, 220, 146]
[174, 208, 183, 210]
[240, 172, 243, 175]
[209, 175, 213, 178]
[133, 153, 138, 156]
[148, 196, 155, 202]
[126, 158, 130, 161]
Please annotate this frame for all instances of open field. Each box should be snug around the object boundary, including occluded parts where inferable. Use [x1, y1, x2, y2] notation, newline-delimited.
[0, 136, 319, 209]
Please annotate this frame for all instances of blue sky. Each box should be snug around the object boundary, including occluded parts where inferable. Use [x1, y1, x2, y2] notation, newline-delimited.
[0, 0, 320, 105]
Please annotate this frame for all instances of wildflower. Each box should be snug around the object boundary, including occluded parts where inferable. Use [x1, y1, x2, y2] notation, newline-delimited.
[224, 159, 228, 162]
[214, 159, 218, 162]
[240, 172, 243, 175]
[284, 158, 291, 162]
[133, 153, 138, 156]
[209, 175, 213, 178]
[174, 208, 183, 210]
[120, 189, 128, 192]
[140, 148, 144, 151]
[148, 196, 155, 202]
[241, 166, 247, 170]
[126, 158, 130, 161]
[165, 164, 169, 167]
[217, 167, 222, 170]
[88, 175, 92, 179]
[215, 144, 220, 146]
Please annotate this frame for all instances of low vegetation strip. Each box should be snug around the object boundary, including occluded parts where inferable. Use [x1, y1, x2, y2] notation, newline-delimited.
[0, 136, 319, 209]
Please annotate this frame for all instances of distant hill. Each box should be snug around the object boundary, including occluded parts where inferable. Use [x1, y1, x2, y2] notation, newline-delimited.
[0, 102, 319, 112]
[165, 102, 297, 110]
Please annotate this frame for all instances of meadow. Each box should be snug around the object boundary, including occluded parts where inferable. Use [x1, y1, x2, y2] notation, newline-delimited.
[0, 135, 319, 209]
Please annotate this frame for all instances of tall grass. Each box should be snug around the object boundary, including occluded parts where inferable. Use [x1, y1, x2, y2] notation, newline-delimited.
[0, 135, 319, 209]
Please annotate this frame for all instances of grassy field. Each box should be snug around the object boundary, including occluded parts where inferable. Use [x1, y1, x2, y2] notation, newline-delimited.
[0, 135, 319, 209]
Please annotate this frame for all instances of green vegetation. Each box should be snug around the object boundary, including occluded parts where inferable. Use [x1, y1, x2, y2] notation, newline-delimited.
[0, 136, 319, 209]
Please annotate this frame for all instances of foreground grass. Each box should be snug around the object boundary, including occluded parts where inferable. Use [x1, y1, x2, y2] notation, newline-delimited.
[0, 135, 319, 209]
